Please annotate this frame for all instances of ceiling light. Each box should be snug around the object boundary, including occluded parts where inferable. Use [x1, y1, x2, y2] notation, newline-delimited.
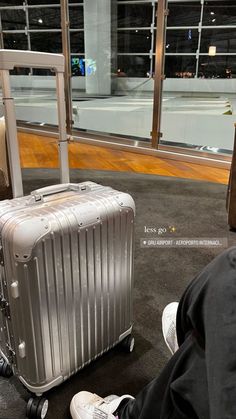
[210, 11, 215, 15]
[38, 18, 43, 24]
[212, 18, 216, 23]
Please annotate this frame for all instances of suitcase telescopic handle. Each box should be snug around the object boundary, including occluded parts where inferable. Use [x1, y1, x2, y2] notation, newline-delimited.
[30, 183, 90, 201]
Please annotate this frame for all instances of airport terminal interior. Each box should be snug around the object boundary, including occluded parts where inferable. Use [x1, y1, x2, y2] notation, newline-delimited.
[0, 1, 236, 418]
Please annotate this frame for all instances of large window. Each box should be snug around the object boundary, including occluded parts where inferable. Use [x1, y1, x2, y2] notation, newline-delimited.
[1, 0, 235, 79]
[117, 1, 156, 78]
[165, 0, 236, 78]
[0, 0, 235, 152]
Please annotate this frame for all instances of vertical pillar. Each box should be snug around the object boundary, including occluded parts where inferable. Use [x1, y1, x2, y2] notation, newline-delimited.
[151, 0, 168, 148]
[83, 0, 111, 95]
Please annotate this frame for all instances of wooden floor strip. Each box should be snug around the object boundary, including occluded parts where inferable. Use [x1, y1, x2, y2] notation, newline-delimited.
[18, 132, 230, 185]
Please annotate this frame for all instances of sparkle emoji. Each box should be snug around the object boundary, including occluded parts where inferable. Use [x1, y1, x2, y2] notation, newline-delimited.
[169, 226, 176, 233]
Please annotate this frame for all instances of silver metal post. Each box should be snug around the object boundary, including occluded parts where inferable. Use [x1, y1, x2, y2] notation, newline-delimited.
[150, 1, 156, 76]
[151, 0, 168, 148]
[56, 72, 70, 183]
[195, 0, 204, 78]
[24, 0, 33, 75]
[25, 0, 31, 51]
[1, 70, 23, 198]
[60, 0, 73, 136]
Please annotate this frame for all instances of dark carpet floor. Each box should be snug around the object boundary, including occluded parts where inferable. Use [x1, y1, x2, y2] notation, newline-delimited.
[0, 168, 235, 419]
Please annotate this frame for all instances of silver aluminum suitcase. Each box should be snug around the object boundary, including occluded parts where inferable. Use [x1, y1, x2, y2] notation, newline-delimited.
[0, 182, 135, 397]
[0, 51, 135, 419]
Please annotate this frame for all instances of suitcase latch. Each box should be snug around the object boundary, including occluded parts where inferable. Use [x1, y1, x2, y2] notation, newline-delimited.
[0, 295, 11, 319]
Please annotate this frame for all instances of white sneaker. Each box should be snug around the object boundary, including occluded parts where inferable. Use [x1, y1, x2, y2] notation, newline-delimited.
[70, 391, 134, 419]
[162, 302, 179, 355]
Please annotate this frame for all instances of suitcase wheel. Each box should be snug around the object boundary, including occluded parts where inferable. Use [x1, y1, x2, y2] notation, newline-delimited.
[121, 335, 135, 353]
[0, 358, 13, 377]
[26, 397, 49, 419]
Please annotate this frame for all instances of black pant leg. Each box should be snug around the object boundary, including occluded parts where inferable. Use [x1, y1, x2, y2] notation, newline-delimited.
[176, 246, 236, 419]
[119, 247, 236, 419]
[119, 333, 209, 419]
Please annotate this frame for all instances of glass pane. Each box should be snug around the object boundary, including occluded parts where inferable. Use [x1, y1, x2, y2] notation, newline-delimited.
[118, 4, 153, 28]
[203, 1, 236, 26]
[165, 56, 196, 78]
[201, 29, 236, 54]
[30, 32, 62, 53]
[3, 33, 28, 50]
[167, 1, 201, 27]
[29, 7, 61, 29]
[161, 76, 235, 152]
[3, 33, 28, 74]
[161, 54, 235, 153]
[1, 9, 26, 30]
[117, 55, 151, 77]
[166, 29, 199, 53]
[72, 2, 154, 142]
[199, 56, 236, 78]
[118, 30, 152, 53]
[69, 6, 84, 29]
[161, 87, 235, 151]
[8, 73, 58, 125]
[70, 31, 85, 53]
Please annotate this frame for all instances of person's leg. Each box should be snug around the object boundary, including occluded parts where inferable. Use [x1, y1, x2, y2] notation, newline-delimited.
[116, 247, 236, 419]
[70, 333, 205, 419]
[70, 247, 236, 419]
[119, 247, 236, 419]
[118, 333, 207, 419]
[175, 246, 236, 419]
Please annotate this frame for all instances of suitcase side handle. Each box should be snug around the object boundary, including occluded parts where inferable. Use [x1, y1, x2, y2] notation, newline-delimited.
[30, 183, 90, 201]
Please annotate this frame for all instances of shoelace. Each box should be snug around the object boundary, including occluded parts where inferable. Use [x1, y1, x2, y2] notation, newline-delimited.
[86, 404, 109, 419]
[93, 408, 108, 419]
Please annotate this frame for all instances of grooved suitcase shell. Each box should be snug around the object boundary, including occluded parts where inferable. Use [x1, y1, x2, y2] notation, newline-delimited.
[0, 182, 135, 394]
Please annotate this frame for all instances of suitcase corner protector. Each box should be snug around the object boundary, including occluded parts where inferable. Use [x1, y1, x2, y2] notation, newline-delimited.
[19, 375, 64, 394]
[118, 326, 133, 342]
